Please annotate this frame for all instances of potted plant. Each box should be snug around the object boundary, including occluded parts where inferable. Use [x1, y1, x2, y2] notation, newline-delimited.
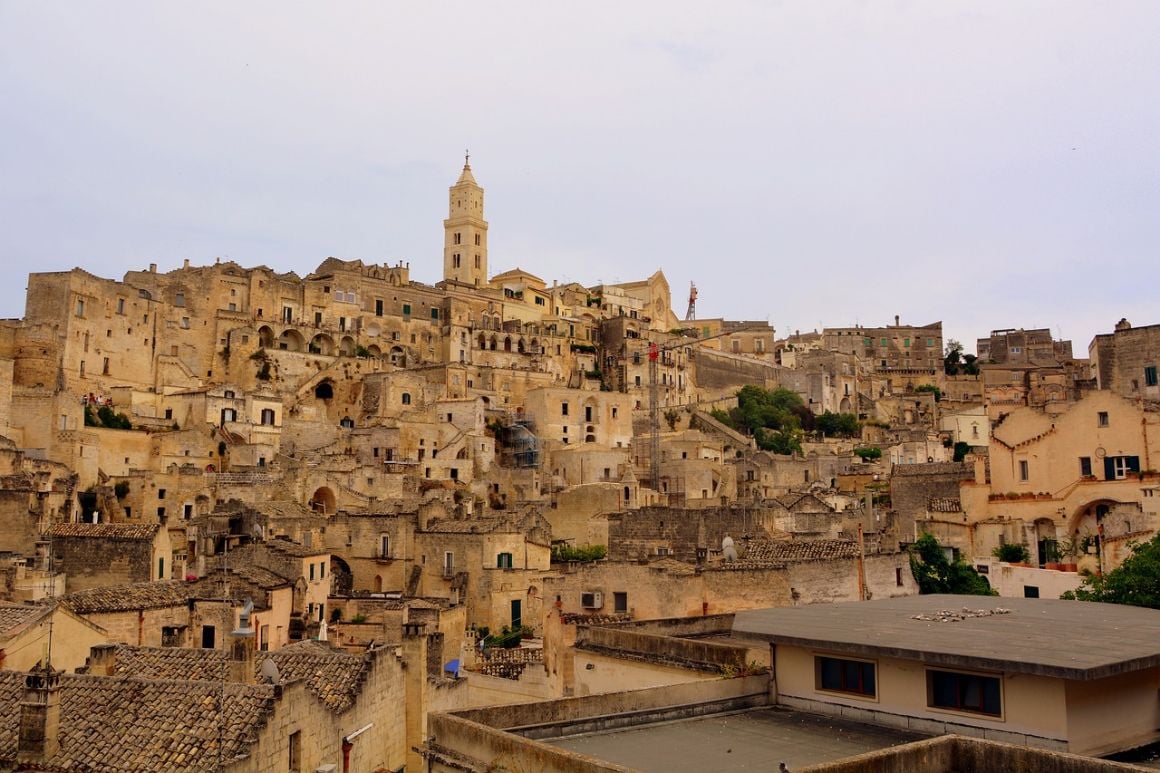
[1055, 535, 1079, 572]
[1043, 540, 1063, 571]
[992, 542, 1031, 565]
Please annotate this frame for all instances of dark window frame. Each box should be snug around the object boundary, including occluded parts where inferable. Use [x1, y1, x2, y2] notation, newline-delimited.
[927, 669, 1002, 717]
[816, 655, 877, 698]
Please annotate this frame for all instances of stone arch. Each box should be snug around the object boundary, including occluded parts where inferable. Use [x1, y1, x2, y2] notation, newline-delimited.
[517, 338, 526, 354]
[310, 333, 335, 356]
[585, 434, 596, 443]
[390, 346, 406, 367]
[339, 336, 356, 356]
[315, 380, 334, 400]
[489, 335, 497, 351]
[530, 337, 540, 354]
[504, 336, 512, 353]
[366, 344, 382, 357]
[840, 396, 852, 413]
[456, 447, 468, 459]
[330, 556, 353, 595]
[258, 326, 275, 348]
[310, 486, 336, 514]
[479, 332, 487, 350]
[277, 329, 305, 352]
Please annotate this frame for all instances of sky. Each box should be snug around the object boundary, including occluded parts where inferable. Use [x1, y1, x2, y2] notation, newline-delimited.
[1, 2, 1158, 354]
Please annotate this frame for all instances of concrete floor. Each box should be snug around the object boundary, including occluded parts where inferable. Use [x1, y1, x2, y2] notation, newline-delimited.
[548, 707, 924, 772]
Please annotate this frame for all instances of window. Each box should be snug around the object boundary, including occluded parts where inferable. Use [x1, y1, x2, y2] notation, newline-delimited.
[1146, 366, 1158, 387]
[102, 357, 110, 375]
[161, 626, 183, 647]
[184, 504, 193, 519]
[561, 402, 569, 416]
[260, 408, 275, 425]
[402, 393, 411, 405]
[309, 563, 315, 581]
[454, 232, 461, 245]
[174, 292, 185, 307]
[431, 307, 439, 320]
[1098, 411, 1109, 427]
[1107, 455, 1141, 480]
[496, 552, 513, 569]
[1023, 585, 1040, 598]
[181, 317, 190, 329]
[380, 534, 390, 558]
[816, 656, 877, 697]
[613, 591, 628, 613]
[201, 625, 216, 648]
[288, 730, 301, 772]
[1018, 460, 1029, 481]
[375, 299, 383, 316]
[475, 233, 481, 246]
[402, 303, 411, 316]
[116, 298, 125, 314]
[1080, 457, 1092, 477]
[927, 669, 1002, 716]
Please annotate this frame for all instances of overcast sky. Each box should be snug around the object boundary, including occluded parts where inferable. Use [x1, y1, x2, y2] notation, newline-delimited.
[2, 2, 1157, 353]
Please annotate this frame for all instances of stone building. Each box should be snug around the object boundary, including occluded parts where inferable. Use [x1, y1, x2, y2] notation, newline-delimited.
[1089, 317, 1160, 400]
[47, 522, 172, 592]
[977, 327, 1073, 365]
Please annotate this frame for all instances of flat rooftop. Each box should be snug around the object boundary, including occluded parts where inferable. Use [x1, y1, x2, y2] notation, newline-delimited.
[733, 594, 1160, 680]
[548, 707, 923, 772]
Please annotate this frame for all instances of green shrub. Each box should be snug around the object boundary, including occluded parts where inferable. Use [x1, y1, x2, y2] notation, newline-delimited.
[853, 446, 882, 461]
[992, 542, 1031, 564]
[551, 544, 607, 563]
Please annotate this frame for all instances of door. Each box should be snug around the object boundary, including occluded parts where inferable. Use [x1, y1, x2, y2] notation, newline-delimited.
[510, 599, 522, 629]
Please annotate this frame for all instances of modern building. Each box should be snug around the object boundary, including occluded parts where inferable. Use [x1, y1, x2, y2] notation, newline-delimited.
[733, 594, 1160, 757]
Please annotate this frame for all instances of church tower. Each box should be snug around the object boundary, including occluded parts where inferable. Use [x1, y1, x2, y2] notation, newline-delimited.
[443, 154, 488, 287]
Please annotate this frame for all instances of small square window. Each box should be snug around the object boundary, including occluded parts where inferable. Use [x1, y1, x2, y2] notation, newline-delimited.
[1098, 411, 1109, 427]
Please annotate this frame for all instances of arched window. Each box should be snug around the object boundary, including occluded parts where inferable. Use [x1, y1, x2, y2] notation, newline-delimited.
[402, 393, 412, 405]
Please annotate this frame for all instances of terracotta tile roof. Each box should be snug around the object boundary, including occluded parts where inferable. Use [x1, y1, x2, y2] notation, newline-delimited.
[47, 522, 160, 540]
[424, 517, 511, 534]
[928, 497, 963, 513]
[266, 640, 371, 712]
[194, 565, 292, 597]
[107, 641, 369, 714]
[264, 538, 328, 558]
[0, 603, 49, 638]
[0, 671, 276, 772]
[741, 539, 860, 564]
[646, 557, 698, 576]
[61, 580, 193, 614]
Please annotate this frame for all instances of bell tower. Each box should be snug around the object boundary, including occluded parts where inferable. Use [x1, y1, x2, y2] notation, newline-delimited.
[443, 152, 488, 287]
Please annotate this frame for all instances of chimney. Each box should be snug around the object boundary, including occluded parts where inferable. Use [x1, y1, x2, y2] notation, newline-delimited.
[403, 622, 429, 773]
[149, 263, 157, 273]
[183, 258, 190, 269]
[229, 598, 256, 684]
[894, 315, 900, 327]
[87, 644, 117, 676]
[1115, 318, 1131, 331]
[18, 664, 61, 761]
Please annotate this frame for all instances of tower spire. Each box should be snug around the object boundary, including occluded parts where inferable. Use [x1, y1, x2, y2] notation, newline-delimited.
[443, 156, 488, 286]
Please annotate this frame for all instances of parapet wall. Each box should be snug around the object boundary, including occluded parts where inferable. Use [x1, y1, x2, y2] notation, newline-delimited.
[574, 624, 747, 671]
[428, 676, 769, 773]
[796, 735, 1152, 773]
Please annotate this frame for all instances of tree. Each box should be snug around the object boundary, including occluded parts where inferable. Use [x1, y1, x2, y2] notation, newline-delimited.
[909, 533, 996, 595]
[755, 427, 803, 456]
[952, 441, 971, 462]
[915, 384, 941, 402]
[1061, 533, 1160, 608]
[815, 411, 860, 438]
[853, 446, 882, 461]
[944, 340, 980, 376]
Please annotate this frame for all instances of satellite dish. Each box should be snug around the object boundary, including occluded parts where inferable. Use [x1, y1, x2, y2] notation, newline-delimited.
[260, 658, 281, 684]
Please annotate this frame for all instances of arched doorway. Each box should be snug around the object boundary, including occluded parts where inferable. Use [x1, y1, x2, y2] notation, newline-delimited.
[315, 381, 334, 400]
[309, 333, 335, 355]
[258, 326, 275, 348]
[339, 336, 356, 356]
[277, 329, 305, 352]
[310, 486, 336, 514]
[330, 556, 353, 595]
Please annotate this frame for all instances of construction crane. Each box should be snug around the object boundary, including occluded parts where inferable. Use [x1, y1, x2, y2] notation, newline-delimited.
[622, 323, 767, 492]
[685, 282, 697, 321]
